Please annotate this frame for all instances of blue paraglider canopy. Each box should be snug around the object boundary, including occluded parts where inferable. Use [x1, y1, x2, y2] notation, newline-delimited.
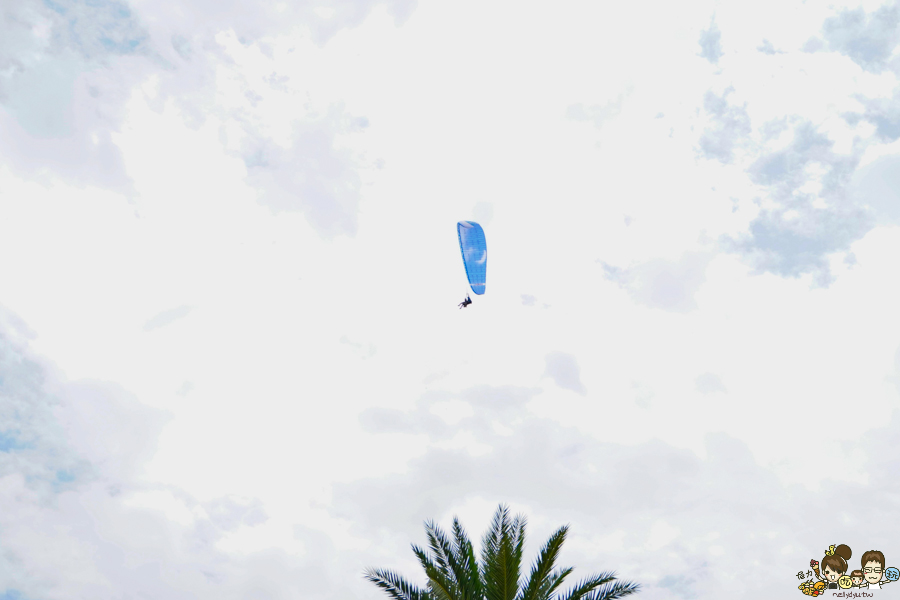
[457, 221, 486, 295]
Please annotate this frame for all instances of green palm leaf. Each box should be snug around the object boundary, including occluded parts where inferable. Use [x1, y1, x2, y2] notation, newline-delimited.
[411, 543, 457, 600]
[365, 504, 641, 600]
[424, 521, 456, 581]
[557, 572, 641, 600]
[584, 580, 642, 600]
[451, 517, 483, 600]
[363, 567, 431, 600]
[482, 507, 522, 600]
[517, 525, 569, 600]
[421, 518, 483, 600]
[533, 567, 575, 600]
[480, 504, 509, 572]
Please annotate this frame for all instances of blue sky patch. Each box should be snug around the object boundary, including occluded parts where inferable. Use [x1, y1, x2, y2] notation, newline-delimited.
[0, 431, 26, 453]
[55, 469, 76, 483]
[42, 0, 67, 15]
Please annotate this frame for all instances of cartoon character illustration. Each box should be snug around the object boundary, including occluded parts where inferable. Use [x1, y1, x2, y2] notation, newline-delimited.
[860, 550, 893, 589]
[798, 579, 825, 596]
[851, 570, 864, 587]
[815, 544, 852, 590]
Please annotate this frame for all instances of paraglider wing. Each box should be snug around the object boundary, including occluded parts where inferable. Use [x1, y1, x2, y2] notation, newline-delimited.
[457, 221, 487, 295]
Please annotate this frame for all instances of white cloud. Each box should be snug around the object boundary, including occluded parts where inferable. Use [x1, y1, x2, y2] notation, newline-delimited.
[3, 1, 900, 599]
[144, 305, 193, 331]
[543, 351, 587, 395]
[698, 15, 724, 65]
[429, 399, 475, 425]
[645, 520, 681, 552]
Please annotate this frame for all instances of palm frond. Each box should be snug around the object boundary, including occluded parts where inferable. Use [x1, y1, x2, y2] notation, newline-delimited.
[411, 544, 438, 575]
[426, 577, 459, 600]
[583, 579, 641, 600]
[482, 505, 511, 600]
[531, 567, 575, 600]
[363, 567, 430, 600]
[483, 505, 526, 600]
[480, 504, 509, 587]
[452, 517, 483, 600]
[556, 573, 619, 600]
[411, 544, 458, 600]
[425, 517, 485, 600]
[424, 520, 456, 581]
[507, 514, 526, 596]
[517, 525, 569, 600]
[365, 504, 641, 600]
[557, 571, 643, 600]
[481, 504, 510, 566]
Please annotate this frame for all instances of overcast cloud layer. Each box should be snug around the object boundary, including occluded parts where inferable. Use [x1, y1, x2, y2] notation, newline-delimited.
[3, 1, 900, 599]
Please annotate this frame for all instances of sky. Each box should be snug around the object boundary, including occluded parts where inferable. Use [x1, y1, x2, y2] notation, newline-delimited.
[2, 0, 900, 598]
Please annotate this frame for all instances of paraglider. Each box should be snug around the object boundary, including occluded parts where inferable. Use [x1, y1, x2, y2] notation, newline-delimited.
[457, 221, 486, 308]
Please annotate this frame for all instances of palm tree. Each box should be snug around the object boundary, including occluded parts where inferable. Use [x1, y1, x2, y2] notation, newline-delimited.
[364, 504, 640, 600]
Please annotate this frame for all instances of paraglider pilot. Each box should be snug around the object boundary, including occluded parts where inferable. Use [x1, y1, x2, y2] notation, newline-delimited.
[458, 295, 472, 309]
